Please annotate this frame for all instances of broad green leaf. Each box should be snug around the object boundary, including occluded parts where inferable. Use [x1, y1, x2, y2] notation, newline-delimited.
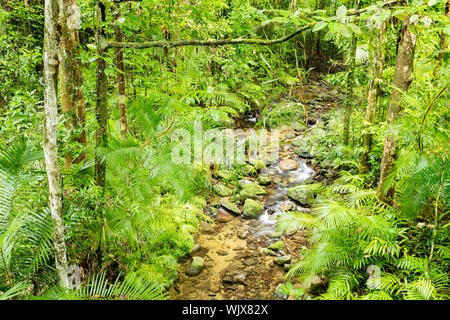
[336, 6, 347, 23]
[410, 14, 420, 25]
[313, 21, 328, 32]
[348, 23, 362, 35]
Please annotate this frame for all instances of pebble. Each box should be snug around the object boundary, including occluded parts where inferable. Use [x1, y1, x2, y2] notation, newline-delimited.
[217, 250, 228, 256]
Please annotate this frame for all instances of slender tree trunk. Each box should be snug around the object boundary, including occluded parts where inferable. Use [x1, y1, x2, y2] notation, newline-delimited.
[343, 0, 360, 145]
[359, 20, 387, 173]
[95, 2, 108, 188]
[114, 12, 127, 138]
[432, 1, 449, 79]
[69, 0, 87, 160]
[59, 0, 73, 167]
[377, 16, 416, 203]
[43, 0, 69, 288]
[59, 0, 87, 165]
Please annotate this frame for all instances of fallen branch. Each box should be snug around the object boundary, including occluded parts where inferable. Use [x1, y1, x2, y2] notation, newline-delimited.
[282, 235, 299, 258]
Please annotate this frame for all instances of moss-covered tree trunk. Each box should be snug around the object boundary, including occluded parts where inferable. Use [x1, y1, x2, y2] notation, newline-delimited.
[377, 16, 416, 203]
[59, 0, 87, 165]
[43, 0, 69, 288]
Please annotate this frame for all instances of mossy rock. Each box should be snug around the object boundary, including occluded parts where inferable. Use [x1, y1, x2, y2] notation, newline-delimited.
[274, 255, 292, 265]
[213, 184, 233, 197]
[268, 240, 284, 250]
[186, 256, 204, 276]
[241, 164, 257, 177]
[243, 182, 266, 195]
[257, 175, 272, 185]
[220, 200, 240, 215]
[242, 199, 264, 219]
[287, 186, 315, 207]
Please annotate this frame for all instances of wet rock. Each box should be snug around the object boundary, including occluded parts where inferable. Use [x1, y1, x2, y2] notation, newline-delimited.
[238, 179, 252, 189]
[222, 275, 234, 284]
[216, 211, 234, 223]
[265, 168, 278, 176]
[261, 155, 279, 166]
[243, 182, 266, 195]
[270, 231, 282, 238]
[243, 199, 264, 219]
[287, 186, 315, 207]
[240, 182, 266, 201]
[278, 159, 299, 171]
[239, 189, 258, 201]
[189, 244, 202, 256]
[186, 256, 204, 276]
[216, 170, 232, 180]
[274, 255, 292, 265]
[210, 283, 220, 293]
[295, 148, 314, 159]
[213, 184, 233, 197]
[273, 177, 282, 184]
[233, 273, 247, 284]
[257, 175, 272, 185]
[200, 222, 215, 234]
[220, 200, 240, 215]
[274, 284, 289, 299]
[268, 241, 284, 250]
[243, 257, 258, 266]
[237, 230, 250, 239]
[264, 248, 277, 256]
[217, 250, 228, 256]
[280, 200, 294, 211]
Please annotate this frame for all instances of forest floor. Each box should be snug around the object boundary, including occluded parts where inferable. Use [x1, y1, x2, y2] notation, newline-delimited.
[169, 75, 343, 300]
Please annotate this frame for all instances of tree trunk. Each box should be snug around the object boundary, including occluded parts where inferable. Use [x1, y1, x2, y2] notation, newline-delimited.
[377, 16, 416, 203]
[432, 1, 449, 79]
[43, 0, 69, 288]
[69, 0, 87, 161]
[95, 2, 108, 188]
[114, 12, 127, 138]
[342, 0, 360, 145]
[359, 20, 387, 173]
[59, 0, 87, 165]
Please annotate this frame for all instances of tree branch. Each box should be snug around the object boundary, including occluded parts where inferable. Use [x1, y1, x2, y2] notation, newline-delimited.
[104, 0, 403, 51]
[105, 23, 316, 50]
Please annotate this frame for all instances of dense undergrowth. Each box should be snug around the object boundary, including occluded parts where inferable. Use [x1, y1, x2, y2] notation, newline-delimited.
[0, 0, 448, 300]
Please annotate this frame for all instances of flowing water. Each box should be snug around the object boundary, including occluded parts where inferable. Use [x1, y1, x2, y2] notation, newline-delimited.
[169, 125, 317, 300]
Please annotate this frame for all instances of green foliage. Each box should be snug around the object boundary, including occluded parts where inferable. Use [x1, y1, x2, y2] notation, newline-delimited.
[278, 175, 449, 299]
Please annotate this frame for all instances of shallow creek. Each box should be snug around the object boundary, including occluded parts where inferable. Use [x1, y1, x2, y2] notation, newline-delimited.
[169, 122, 316, 300]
